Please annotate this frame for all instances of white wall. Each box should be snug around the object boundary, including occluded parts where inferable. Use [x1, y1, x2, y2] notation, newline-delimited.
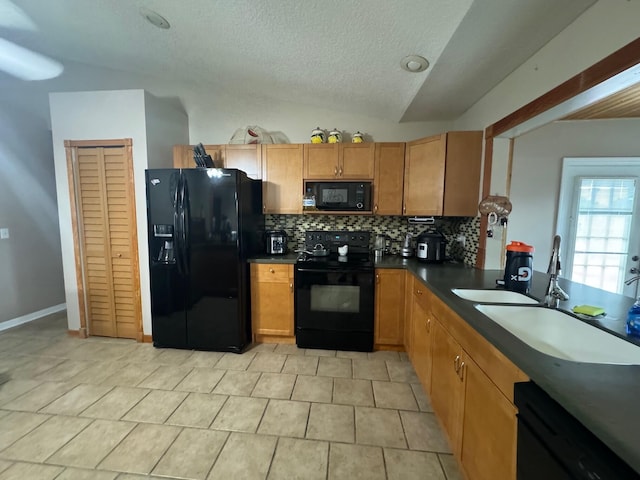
[0, 102, 65, 325]
[49, 89, 188, 335]
[508, 118, 640, 272]
[453, 0, 640, 269]
[144, 93, 189, 169]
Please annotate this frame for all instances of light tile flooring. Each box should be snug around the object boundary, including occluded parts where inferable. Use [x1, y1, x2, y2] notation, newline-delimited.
[0, 313, 463, 480]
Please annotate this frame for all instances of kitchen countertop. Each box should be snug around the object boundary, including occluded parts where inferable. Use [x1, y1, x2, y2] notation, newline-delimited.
[250, 252, 640, 470]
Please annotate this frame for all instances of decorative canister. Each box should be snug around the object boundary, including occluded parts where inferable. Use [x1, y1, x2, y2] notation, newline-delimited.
[310, 127, 326, 144]
[352, 131, 364, 143]
[328, 128, 342, 143]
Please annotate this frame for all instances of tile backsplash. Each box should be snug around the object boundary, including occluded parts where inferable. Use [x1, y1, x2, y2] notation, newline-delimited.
[265, 214, 480, 266]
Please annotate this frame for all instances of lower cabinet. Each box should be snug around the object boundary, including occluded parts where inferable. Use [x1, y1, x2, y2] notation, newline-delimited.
[374, 269, 405, 348]
[250, 263, 295, 343]
[409, 272, 526, 480]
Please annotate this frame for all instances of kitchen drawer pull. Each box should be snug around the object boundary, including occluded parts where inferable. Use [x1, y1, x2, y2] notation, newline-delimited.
[459, 361, 466, 381]
[453, 355, 461, 373]
[269, 268, 275, 273]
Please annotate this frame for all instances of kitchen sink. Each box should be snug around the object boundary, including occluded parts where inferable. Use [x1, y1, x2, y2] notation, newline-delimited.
[451, 288, 539, 304]
[475, 305, 640, 364]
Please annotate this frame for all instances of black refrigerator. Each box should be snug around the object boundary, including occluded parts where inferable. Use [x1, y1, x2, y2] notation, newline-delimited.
[145, 168, 263, 352]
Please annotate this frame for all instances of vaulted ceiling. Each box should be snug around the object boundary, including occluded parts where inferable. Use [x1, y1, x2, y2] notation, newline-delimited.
[0, 0, 597, 122]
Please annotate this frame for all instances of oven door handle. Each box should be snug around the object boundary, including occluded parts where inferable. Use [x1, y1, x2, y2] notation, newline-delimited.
[296, 267, 373, 274]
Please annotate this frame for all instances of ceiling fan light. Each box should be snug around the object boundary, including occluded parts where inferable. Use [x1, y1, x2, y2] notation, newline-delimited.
[0, 37, 63, 80]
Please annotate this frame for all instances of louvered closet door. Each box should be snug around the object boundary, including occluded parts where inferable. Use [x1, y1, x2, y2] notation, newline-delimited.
[76, 146, 139, 339]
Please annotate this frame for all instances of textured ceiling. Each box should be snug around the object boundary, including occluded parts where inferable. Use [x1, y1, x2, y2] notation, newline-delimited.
[0, 0, 597, 122]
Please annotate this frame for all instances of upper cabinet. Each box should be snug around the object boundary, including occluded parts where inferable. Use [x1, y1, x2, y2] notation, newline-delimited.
[172, 144, 261, 178]
[304, 143, 375, 180]
[223, 145, 262, 179]
[374, 142, 405, 215]
[403, 131, 482, 217]
[173, 144, 224, 169]
[442, 131, 483, 216]
[262, 144, 304, 214]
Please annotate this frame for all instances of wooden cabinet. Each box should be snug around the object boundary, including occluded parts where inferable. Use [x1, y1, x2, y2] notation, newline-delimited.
[261, 144, 304, 214]
[442, 131, 483, 216]
[430, 318, 466, 453]
[403, 134, 446, 216]
[303, 143, 375, 179]
[374, 269, 405, 348]
[407, 274, 527, 480]
[373, 143, 405, 215]
[411, 295, 433, 393]
[461, 356, 518, 480]
[172, 144, 261, 178]
[250, 263, 295, 343]
[172, 144, 224, 169]
[402, 131, 482, 217]
[223, 145, 262, 179]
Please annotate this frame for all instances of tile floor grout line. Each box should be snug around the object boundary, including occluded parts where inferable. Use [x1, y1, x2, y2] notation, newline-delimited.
[203, 429, 231, 479]
[148, 425, 185, 477]
[204, 393, 230, 429]
[38, 415, 95, 467]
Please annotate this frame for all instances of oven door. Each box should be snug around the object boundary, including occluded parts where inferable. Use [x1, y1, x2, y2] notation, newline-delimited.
[295, 266, 374, 350]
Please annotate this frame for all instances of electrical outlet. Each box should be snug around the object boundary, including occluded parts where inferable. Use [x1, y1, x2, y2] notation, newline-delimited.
[0, 228, 9, 240]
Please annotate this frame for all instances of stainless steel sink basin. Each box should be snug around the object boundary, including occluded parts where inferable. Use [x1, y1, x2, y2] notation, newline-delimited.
[451, 288, 539, 304]
[475, 305, 640, 364]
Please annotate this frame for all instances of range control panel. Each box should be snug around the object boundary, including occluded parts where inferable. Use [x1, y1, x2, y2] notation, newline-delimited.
[304, 230, 370, 252]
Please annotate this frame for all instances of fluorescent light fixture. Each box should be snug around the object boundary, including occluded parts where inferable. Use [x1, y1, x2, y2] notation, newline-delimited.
[0, 37, 63, 80]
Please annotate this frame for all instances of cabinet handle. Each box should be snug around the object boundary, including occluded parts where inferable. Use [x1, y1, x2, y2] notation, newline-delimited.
[426, 318, 431, 332]
[376, 273, 380, 283]
[339, 166, 343, 176]
[453, 355, 461, 373]
[459, 361, 466, 381]
[403, 205, 406, 214]
[334, 166, 338, 176]
[374, 204, 378, 214]
[290, 282, 293, 293]
[263, 204, 266, 213]
[416, 289, 422, 295]
[269, 268, 275, 273]
[117, 253, 122, 258]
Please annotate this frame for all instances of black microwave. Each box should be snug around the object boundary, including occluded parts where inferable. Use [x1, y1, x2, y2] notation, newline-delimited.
[305, 181, 372, 211]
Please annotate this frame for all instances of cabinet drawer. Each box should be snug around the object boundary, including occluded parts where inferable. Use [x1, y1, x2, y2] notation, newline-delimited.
[413, 281, 431, 311]
[251, 263, 292, 282]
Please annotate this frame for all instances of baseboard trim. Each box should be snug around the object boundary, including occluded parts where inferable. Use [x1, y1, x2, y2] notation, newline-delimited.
[142, 335, 153, 343]
[0, 303, 66, 333]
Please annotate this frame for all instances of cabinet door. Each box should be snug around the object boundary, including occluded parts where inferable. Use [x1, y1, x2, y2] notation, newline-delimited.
[250, 264, 294, 338]
[411, 299, 433, 394]
[443, 131, 483, 216]
[430, 319, 465, 454]
[374, 269, 405, 346]
[403, 134, 446, 216]
[404, 272, 414, 354]
[262, 144, 303, 214]
[460, 355, 517, 480]
[304, 144, 339, 179]
[340, 143, 375, 179]
[374, 143, 405, 215]
[172, 145, 224, 169]
[224, 145, 262, 179]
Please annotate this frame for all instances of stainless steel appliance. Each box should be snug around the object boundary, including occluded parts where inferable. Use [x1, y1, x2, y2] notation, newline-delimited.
[145, 168, 263, 352]
[265, 230, 288, 255]
[514, 381, 638, 479]
[295, 230, 374, 352]
[401, 233, 414, 258]
[304, 181, 371, 212]
[416, 231, 447, 263]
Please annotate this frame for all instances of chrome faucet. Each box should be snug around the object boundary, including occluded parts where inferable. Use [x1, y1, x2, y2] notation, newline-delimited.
[625, 275, 640, 286]
[544, 235, 570, 308]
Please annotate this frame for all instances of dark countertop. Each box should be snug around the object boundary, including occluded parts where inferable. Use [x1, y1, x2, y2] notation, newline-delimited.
[382, 257, 640, 472]
[251, 252, 640, 468]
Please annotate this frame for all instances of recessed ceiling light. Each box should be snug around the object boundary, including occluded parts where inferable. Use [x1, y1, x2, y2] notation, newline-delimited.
[140, 7, 170, 29]
[401, 55, 429, 73]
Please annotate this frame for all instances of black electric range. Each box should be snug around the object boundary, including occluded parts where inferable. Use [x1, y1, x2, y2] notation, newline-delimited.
[295, 231, 374, 352]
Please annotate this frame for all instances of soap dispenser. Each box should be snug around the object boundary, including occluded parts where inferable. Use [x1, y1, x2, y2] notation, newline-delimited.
[626, 297, 640, 336]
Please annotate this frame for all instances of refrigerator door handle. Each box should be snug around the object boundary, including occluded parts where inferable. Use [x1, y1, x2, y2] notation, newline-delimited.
[174, 174, 185, 276]
[181, 176, 190, 275]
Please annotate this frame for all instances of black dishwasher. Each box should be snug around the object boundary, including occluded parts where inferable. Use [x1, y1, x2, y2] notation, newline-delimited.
[514, 381, 639, 479]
